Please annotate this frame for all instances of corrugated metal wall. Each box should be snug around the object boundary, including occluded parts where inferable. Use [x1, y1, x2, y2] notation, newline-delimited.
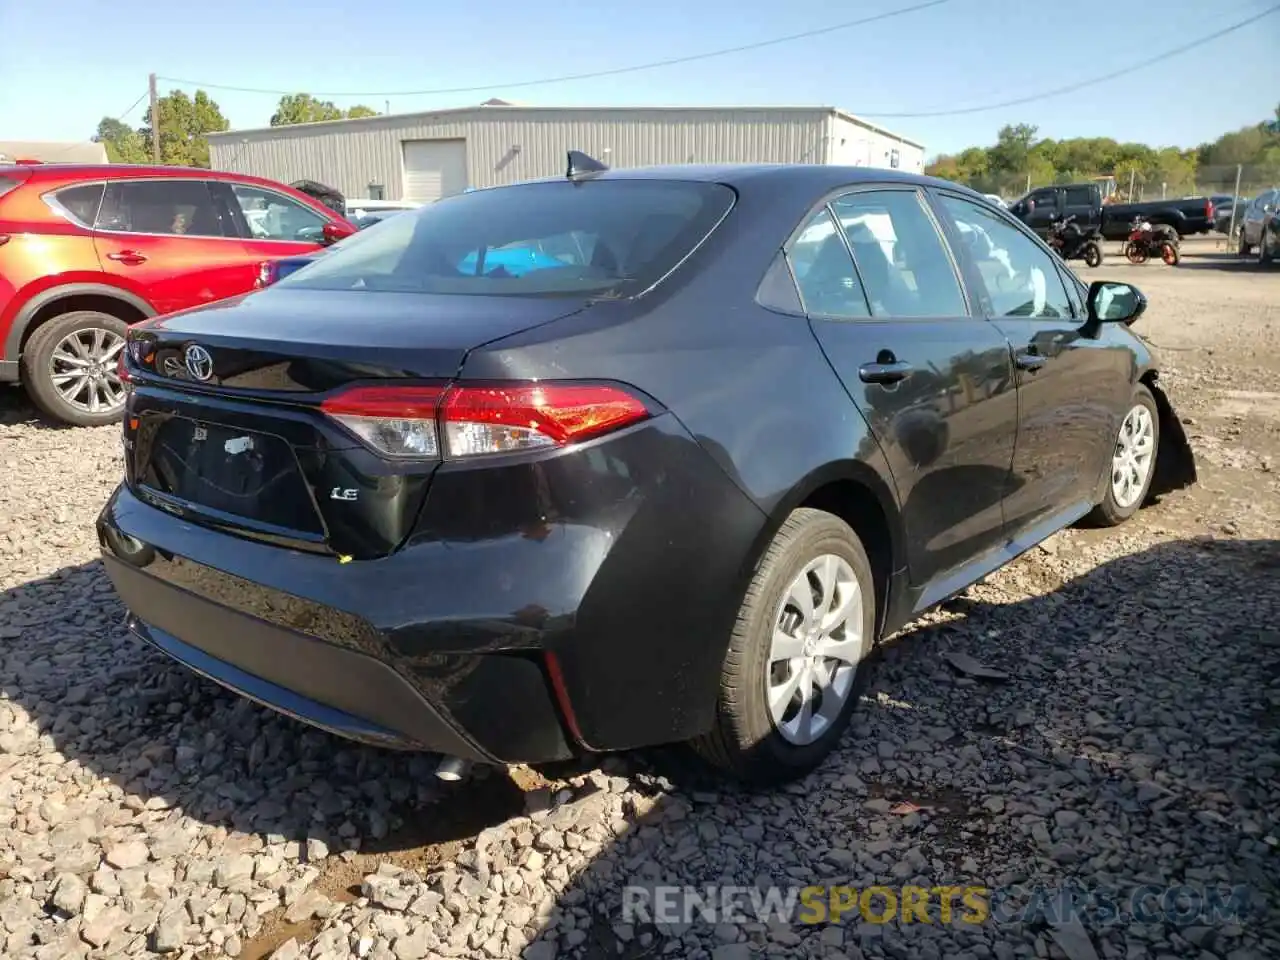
[208, 108, 833, 200]
[828, 116, 925, 173]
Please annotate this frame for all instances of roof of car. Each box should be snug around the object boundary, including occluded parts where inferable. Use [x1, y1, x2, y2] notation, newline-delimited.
[517, 163, 977, 197]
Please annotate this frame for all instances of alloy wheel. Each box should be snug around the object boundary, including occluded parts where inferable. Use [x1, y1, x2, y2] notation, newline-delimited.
[1111, 404, 1155, 509]
[766, 554, 863, 746]
[47, 327, 127, 415]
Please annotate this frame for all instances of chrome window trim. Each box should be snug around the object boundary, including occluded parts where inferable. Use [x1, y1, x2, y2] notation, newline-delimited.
[34, 176, 331, 243]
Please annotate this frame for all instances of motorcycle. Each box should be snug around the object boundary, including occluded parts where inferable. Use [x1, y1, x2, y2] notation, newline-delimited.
[1047, 215, 1104, 267]
[1123, 217, 1180, 266]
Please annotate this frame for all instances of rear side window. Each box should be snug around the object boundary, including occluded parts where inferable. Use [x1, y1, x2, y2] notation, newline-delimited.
[277, 179, 736, 297]
[788, 208, 870, 319]
[0, 173, 28, 203]
[51, 183, 105, 226]
[830, 190, 968, 318]
[97, 180, 230, 238]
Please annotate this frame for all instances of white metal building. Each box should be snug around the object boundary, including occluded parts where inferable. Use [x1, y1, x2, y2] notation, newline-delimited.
[207, 104, 925, 204]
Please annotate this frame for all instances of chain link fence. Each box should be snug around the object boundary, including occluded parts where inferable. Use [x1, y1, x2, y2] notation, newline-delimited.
[942, 164, 1279, 209]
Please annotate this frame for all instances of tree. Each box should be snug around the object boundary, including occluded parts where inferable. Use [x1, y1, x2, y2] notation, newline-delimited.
[141, 89, 229, 167]
[94, 117, 148, 164]
[925, 109, 1280, 200]
[271, 93, 343, 126]
[270, 94, 379, 126]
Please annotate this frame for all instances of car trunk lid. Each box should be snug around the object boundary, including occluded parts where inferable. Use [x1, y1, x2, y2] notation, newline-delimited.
[123, 289, 590, 559]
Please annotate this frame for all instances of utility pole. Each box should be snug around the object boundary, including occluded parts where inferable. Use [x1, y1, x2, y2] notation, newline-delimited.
[1226, 163, 1244, 242]
[385, 100, 390, 115]
[1128, 169, 1136, 203]
[148, 73, 161, 163]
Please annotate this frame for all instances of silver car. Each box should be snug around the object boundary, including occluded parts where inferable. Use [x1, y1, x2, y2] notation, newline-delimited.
[1238, 188, 1279, 264]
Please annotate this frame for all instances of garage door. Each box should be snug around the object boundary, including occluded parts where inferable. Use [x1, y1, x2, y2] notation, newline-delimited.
[402, 139, 468, 203]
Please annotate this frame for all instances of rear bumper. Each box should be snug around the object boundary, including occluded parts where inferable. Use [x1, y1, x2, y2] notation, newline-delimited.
[98, 412, 768, 759]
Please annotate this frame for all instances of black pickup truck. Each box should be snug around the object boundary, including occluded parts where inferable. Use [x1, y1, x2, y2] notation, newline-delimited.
[1008, 183, 1218, 241]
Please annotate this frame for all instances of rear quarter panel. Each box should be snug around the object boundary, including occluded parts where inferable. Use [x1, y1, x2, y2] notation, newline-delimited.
[453, 180, 909, 746]
[0, 207, 104, 355]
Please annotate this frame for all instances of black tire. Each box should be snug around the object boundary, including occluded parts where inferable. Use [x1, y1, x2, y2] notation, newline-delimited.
[1085, 385, 1161, 528]
[1239, 231, 1253, 257]
[1161, 242, 1180, 266]
[1083, 242, 1102, 268]
[692, 507, 877, 785]
[1259, 232, 1274, 267]
[20, 310, 129, 427]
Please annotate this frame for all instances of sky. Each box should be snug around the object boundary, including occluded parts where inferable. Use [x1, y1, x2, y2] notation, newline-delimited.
[0, 0, 1277, 158]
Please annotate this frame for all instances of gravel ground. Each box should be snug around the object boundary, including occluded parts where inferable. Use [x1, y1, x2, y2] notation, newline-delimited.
[1, 239, 1278, 960]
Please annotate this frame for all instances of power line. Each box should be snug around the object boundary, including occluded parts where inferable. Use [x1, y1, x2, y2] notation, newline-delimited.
[156, 0, 957, 98]
[33, 90, 150, 162]
[859, 3, 1280, 117]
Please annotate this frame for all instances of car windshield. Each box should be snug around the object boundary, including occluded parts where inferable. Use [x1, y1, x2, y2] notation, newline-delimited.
[277, 179, 736, 298]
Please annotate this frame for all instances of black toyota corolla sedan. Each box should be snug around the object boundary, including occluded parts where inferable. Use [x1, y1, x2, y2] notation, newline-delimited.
[99, 157, 1197, 785]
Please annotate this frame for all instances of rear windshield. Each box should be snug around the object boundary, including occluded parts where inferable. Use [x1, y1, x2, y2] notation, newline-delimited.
[275, 179, 736, 298]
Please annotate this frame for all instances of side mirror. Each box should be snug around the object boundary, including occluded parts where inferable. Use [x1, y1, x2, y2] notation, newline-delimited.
[1264, 204, 1277, 216]
[1087, 280, 1146, 326]
[322, 221, 356, 245]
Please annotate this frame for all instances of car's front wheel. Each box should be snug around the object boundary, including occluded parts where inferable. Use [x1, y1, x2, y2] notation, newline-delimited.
[1086, 385, 1161, 527]
[693, 507, 876, 785]
[21, 311, 129, 427]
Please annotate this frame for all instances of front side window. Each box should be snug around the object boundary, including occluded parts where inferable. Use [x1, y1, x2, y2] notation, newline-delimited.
[96, 180, 228, 237]
[938, 194, 1074, 320]
[277, 179, 735, 298]
[1028, 189, 1057, 209]
[231, 184, 329, 243]
[830, 190, 968, 318]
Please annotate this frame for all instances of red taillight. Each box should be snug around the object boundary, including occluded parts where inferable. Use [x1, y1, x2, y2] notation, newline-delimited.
[116, 351, 131, 383]
[1206, 199, 1215, 219]
[319, 382, 649, 461]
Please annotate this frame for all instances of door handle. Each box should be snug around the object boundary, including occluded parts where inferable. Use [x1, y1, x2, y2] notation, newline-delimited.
[858, 360, 915, 385]
[106, 250, 147, 265]
[1015, 353, 1047, 372]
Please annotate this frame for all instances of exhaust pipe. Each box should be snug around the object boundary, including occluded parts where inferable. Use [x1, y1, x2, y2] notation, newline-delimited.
[434, 756, 469, 782]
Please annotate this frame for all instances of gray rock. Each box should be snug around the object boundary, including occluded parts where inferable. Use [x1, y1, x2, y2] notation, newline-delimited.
[104, 840, 149, 870]
[48, 873, 87, 915]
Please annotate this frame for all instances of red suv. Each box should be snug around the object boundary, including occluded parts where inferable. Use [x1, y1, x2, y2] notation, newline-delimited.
[0, 163, 355, 425]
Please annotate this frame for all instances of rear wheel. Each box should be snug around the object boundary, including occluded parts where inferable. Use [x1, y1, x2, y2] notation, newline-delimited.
[1083, 242, 1103, 268]
[692, 508, 876, 785]
[1161, 242, 1180, 266]
[1239, 231, 1253, 257]
[21, 311, 129, 427]
[1085, 385, 1160, 527]
[1259, 231, 1274, 266]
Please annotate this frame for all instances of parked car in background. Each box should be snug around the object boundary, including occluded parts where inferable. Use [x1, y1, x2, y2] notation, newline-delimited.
[101, 160, 1196, 787]
[1214, 195, 1250, 236]
[983, 194, 1007, 208]
[1238, 188, 1279, 264]
[345, 198, 421, 229]
[0, 162, 356, 425]
[1008, 182, 1218, 241]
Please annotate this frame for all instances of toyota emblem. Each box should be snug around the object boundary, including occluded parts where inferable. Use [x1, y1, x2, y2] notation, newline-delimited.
[183, 344, 214, 381]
